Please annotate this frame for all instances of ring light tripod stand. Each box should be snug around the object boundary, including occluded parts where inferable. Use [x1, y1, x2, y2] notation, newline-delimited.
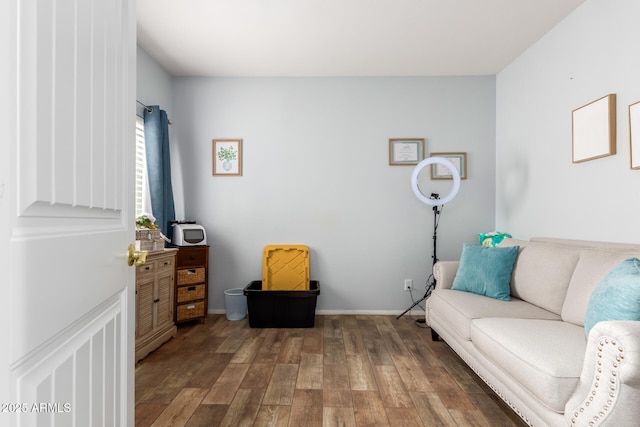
[396, 157, 461, 320]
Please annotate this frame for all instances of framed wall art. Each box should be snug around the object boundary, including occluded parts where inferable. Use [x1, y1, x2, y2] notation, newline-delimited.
[213, 139, 243, 176]
[629, 100, 640, 170]
[430, 152, 467, 180]
[389, 138, 425, 165]
[572, 94, 616, 163]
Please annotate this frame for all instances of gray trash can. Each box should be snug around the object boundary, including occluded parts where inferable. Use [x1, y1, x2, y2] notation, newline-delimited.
[224, 288, 247, 320]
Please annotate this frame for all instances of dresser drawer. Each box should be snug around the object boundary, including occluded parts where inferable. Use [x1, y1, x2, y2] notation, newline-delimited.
[176, 248, 207, 267]
[136, 252, 175, 277]
[136, 260, 156, 277]
[176, 301, 206, 322]
[156, 256, 175, 274]
[176, 284, 205, 303]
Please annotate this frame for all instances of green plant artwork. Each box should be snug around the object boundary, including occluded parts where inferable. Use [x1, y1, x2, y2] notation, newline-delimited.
[217, 146, 237, 161]
[213, 139, 242, 175]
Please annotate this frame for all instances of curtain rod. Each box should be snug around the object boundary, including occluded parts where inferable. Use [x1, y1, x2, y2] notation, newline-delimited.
[136, 100, 172, 125]
[136, 100, 152, 112]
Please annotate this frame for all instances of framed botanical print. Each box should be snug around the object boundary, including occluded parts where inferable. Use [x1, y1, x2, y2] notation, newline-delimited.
[213, 139, 243, 176]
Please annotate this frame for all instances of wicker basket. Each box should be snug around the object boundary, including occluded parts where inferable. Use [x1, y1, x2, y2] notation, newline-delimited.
[136, 229, 161, 240]
[135, 239, 165, 252]
[177, 284, 205, 303]
[177, 301, 205, 321]
[135, 229, 165, 252]
[177, 268, 205, 285]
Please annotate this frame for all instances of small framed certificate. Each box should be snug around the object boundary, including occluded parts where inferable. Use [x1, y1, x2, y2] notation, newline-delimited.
[389, 138, 425, 165]
[430, 152, 467, 180]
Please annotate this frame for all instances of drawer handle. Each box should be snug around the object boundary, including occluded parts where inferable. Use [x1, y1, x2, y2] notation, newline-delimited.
[153, 298, 160, 303]
[187, 269, 197, 274]
[187, 286, 196, 291]
[163, 261, 170, 266]
[144, 266, 151, 271]
[187, 304, 196, 309]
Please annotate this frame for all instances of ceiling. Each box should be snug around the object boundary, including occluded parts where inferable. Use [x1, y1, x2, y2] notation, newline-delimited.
[137, 0, 585, 77]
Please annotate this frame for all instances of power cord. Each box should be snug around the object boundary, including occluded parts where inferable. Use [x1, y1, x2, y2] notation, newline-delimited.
[404, 274, 436, 327]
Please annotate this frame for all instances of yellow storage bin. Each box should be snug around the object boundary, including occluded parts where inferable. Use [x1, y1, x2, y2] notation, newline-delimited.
[262, 244, 310, 290]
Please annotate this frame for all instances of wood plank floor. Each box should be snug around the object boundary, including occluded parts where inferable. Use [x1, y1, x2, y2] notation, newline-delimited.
[135, 314, 526, 427]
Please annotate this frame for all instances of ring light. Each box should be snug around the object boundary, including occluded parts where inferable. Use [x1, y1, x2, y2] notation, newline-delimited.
[411, 157, 460, 206]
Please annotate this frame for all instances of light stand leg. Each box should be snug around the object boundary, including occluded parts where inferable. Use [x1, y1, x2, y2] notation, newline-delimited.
[396, 204, 440, 320]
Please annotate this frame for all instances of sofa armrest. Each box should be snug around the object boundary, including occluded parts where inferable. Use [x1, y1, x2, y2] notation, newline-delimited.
[565, 320, 640, 426]
[433, 261, 459, 290]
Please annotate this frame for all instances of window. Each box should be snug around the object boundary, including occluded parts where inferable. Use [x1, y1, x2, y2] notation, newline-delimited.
[135, 116, 147, 218]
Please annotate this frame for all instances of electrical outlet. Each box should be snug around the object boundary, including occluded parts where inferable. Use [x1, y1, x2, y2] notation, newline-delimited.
[404, 279, 413, 291]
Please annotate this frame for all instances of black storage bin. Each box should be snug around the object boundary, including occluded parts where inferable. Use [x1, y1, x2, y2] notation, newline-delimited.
[243, 280, 320, 328]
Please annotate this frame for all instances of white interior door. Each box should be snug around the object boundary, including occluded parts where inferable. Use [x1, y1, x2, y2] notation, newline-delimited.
[1, 1, 136, 426]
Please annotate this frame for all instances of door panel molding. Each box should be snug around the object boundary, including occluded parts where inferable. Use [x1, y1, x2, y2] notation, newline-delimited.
[17, 0, 127, 218]
[10, 290, 129, 427]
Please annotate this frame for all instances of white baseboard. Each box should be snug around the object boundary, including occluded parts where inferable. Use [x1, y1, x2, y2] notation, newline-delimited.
[315, 310, 419, 316]
[207, 309, 425, 316]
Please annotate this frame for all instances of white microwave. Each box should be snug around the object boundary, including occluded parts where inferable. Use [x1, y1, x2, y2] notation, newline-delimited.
[172, 223, 207, 246]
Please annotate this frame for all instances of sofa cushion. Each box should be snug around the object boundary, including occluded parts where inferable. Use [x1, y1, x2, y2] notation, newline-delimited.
[584, 258, 640, 336]
[562, 249, 640, 326]
[499, 238, 580, 315]
[531, 237, 640, 252]
[451, 243, 519, 301]
[470, 318, 585, 413]
[428, 289, 561, 341]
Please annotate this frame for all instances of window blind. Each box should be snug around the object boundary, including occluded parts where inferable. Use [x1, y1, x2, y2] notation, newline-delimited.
[135, 116, 146, 218]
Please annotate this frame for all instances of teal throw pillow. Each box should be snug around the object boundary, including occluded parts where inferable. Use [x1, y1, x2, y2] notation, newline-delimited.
[584, 258, 640, 337]
[451, 243, 519, 301]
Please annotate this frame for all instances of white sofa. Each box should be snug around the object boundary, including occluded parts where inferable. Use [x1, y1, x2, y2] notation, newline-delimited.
[427, 237, 640, 427]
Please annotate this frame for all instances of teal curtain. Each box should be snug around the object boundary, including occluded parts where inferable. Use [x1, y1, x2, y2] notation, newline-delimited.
[143, 106, 175, 239]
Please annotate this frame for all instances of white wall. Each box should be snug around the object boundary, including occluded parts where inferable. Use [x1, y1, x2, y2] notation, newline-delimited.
[496, 0, 640, 243]
[172, 77, 496, 313]
[136, 46, 185, 220]
[137, 46, 173, 114]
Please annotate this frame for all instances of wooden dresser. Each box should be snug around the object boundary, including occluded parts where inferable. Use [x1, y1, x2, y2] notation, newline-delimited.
[175, 246, 209, 324]
[135, 249, 178, 362]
